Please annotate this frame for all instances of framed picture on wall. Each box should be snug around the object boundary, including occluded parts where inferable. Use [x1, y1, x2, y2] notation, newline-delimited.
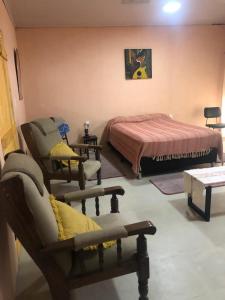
[124, 49, 152, 80]
[14, 48, 23, 100]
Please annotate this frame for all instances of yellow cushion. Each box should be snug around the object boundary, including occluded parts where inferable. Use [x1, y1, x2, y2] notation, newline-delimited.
[49, 142, 79, 167]
[49, 195, 115, 250]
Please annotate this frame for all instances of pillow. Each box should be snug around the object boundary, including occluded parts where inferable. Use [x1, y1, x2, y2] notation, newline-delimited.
[49, 142, 79, 167]
[49, 195, 115, 250]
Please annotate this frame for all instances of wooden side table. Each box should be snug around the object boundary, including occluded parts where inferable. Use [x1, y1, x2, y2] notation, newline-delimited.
[83, 135, 98, 158]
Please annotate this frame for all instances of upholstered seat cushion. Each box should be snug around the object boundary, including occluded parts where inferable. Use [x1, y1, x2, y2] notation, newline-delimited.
[93, 211, 139, 229]
[55, 159, 101, 179]
[207, 123, 225, 129]
[71, 212, 139, 276]
[83, 160, 101, 179]
[71, 236, 137, 276]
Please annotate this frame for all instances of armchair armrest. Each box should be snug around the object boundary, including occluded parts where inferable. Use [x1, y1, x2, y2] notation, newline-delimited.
[40, 226, 127, 254]
[70, 143, 102, 151]
[125, 221, 156, 236]
[73, 220, 156, 251]
[56, 186, 124, 215]
[41, 221, 156, 255]
[49, 155, 87, 163]
[74, 226, 128, 251]
[41, 238, 74, 255]
[61, 186, 125, 203]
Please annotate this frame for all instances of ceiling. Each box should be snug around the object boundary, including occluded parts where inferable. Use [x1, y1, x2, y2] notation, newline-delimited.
[4, 0, 225, 28]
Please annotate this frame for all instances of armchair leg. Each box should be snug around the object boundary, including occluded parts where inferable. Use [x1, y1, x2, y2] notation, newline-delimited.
[44, 268, 71, 300]
[82, 199, 86, 215]
[137, 233, 150, 300]
[49, 285, 70, 300]
[111, 193, 119, 213]
[97, 168, 101, 185]
[48, 283, 71, 300]
[79, 178, 85, 190]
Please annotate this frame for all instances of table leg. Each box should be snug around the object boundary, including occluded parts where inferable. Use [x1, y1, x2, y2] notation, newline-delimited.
[205, 186, 212, 221]
[187, 186, 212, 222]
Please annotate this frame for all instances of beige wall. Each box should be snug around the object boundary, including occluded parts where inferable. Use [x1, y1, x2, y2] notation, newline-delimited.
[17, 26, 225, 142]
[0, 1, 26, 299]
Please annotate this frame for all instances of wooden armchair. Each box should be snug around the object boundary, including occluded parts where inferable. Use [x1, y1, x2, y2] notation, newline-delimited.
[0, 153, 156, 300]
[21, 118, 102, 192]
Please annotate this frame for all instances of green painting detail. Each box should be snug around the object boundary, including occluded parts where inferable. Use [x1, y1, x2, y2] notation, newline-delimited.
[124, 49, 152, 80]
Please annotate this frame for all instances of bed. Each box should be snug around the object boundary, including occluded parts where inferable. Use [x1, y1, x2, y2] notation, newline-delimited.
[106, 113, 223, 175]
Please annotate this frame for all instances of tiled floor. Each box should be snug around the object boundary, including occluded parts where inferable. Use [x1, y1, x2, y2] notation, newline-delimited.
[16, 173, 225, 300]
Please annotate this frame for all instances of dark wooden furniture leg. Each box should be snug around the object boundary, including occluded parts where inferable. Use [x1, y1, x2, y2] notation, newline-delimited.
[46, 274, 70, 300]
[137, 233, 149, 300]
[188, 186, 212, 221]
[78, 162, 85, 190]
[97, 168, 101, 185]
[87, 149, 90, 159]
[95, 148, 101, 185]
[82, 199, 86, 215]
[79, 178, 85, 190]
[110, 192, 119, 213]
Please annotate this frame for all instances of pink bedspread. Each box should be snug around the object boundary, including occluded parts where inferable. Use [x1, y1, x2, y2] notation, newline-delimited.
[106, 114, 223, 174]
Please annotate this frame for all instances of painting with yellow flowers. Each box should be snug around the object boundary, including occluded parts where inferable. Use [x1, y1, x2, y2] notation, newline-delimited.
[124, 49, 152, 80]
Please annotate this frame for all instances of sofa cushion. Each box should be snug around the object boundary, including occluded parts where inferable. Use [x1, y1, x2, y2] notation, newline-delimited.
[2, 153, 44, 196]
[30, 122, 62, 158]
[49, 142, 79, 167]
[32, 118, 58, 135]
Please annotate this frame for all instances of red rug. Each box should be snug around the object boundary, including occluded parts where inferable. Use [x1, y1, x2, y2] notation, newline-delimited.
[149, 172, 184, 195]
[90, 154, 124, 180]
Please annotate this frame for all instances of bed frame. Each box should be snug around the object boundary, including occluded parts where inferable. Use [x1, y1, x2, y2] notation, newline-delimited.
[109, 143, 218, 176]
[140, 148, 218, 175]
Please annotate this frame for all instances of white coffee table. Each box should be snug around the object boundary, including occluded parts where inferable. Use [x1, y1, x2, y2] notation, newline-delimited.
[184, 166, 225, 221]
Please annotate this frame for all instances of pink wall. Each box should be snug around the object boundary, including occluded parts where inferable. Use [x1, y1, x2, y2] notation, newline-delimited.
[222, 55, 225, 124]
[0, 1, 26, 299]
[17, 26, 225, 142]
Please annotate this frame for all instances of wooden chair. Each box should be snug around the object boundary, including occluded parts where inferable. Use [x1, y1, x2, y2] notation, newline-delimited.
[0, 152, 156, 300]
[21, 118, 102, 192]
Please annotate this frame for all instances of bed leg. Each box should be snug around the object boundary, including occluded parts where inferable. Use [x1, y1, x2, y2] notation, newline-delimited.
[137, 168, 142, 179]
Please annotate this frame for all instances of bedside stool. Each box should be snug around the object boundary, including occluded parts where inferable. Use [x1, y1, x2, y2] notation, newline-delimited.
[83, 135, 98, 158]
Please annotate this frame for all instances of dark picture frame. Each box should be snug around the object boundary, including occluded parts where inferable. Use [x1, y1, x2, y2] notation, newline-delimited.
[124, 49, 152, 80]
[14, 48, 23, 100]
